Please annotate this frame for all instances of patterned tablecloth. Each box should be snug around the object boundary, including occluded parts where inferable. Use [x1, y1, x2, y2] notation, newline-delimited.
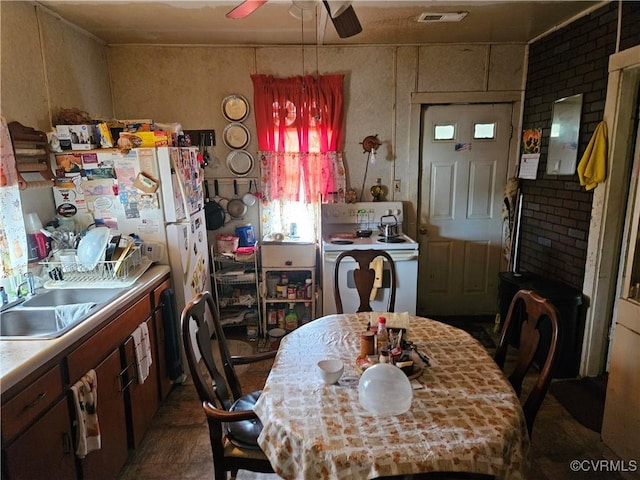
[253, 312, 531, 480]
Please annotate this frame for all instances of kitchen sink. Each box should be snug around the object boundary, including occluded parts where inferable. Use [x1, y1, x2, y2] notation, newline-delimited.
[0, 307, 95, 339]
[22, 288, 124, 307]
[1, 288, 125, 339]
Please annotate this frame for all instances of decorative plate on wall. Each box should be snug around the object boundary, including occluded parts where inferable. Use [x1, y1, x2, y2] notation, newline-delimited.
[222, 94, 250, 122]
[226, 150, 254, 177]
[222, 123, 250, 150]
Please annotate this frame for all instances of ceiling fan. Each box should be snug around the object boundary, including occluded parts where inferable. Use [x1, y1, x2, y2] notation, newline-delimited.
[226, 0, 362, 39]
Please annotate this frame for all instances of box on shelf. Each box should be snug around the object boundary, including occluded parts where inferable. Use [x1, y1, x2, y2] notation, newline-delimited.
[118, 131, 169, 148]
[56, 124, 99, 150]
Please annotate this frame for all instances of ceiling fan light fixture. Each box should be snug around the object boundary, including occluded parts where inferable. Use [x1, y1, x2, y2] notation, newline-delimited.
[326, 0, 350, 19]
[322, 1, 361, 38]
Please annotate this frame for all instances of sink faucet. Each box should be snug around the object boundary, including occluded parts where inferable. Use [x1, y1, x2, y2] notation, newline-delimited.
[16, 273, 36, 298]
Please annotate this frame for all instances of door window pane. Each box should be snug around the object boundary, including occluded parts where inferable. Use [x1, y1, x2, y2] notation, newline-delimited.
[474, 123, 495, 139]
[434, 124, 455, 140]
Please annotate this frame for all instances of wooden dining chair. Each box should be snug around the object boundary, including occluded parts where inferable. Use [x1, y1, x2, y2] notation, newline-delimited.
[494, 288, 560, 439]
[180, 291, 276, 480]
[334, 249, 397, 313]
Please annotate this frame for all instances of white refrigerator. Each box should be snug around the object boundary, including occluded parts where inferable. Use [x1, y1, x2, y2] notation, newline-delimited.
[58, 146, 211, 321]
[118, 147, 210, 316]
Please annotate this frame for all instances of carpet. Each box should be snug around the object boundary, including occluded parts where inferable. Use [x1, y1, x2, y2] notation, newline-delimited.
[549, 375, 607, 433]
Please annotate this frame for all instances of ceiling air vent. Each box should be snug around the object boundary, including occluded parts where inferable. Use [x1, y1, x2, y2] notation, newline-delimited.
[417, 12, 468, 23]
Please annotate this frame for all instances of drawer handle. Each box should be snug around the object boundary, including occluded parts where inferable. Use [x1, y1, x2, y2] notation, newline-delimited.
[22, 391, 47, 412]
[285, 260, 292, 266]
[118, 362, 137, 392]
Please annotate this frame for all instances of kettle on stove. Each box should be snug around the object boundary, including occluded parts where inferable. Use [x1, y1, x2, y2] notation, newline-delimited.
[378, 215, 399, 237]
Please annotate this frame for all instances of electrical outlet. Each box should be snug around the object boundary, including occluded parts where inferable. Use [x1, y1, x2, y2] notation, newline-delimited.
[394, 180, 401, 192]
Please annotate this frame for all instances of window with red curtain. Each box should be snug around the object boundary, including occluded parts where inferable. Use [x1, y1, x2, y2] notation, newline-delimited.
[251, 74, 346, 241]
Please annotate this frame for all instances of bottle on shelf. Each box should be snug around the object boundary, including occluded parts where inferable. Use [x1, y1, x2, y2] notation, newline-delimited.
[376, 316, 389, 355]
[276, 273, 288, 299]
[305, 278, 313, 299]
[266, 304, 278, 326]
[301, 302, 312, 325]
[284, 303, 298, 331]
[277, 305, 286, 329]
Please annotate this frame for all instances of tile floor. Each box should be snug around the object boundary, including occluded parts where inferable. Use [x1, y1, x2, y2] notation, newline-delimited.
[117, 326, 637, 480]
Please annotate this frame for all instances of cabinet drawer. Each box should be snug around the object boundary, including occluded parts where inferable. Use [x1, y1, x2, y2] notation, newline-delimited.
[2, 364, 63, 444]
[68, 295, 151, 383]
[261, 243, 316, 267]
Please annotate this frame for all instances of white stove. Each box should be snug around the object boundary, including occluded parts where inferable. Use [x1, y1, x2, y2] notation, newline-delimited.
[323, 233, 418, 251]
[321, 202, 418, 250]
[320, 202, 419, 315]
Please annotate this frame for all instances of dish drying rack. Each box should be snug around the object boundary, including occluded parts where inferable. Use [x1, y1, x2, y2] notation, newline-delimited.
[41, 247, 146, 287]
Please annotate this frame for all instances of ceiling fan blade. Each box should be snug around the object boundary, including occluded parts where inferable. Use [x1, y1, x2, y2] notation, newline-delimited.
[322, 1, 362, 38]
[226, 0, 268, 19]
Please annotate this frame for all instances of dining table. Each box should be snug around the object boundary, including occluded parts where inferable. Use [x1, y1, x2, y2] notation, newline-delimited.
[253, 312, 531, 480]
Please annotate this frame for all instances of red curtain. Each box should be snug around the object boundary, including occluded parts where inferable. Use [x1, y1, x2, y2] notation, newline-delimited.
[251, 74, 345, 201]
[251, 74, 344, 152]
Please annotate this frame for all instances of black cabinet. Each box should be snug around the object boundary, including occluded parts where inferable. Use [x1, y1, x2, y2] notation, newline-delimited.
[498, 272, 584, 378]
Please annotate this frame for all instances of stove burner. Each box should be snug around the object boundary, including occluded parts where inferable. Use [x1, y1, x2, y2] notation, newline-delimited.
[378, 237, 407, 243]
[331, 239, 354, 245]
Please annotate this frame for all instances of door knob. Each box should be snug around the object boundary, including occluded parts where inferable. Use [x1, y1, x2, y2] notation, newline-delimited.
[419, 226, 428, 235]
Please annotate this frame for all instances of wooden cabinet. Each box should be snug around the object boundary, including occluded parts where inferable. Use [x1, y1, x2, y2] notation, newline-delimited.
[1, 365, 75, 480]
[1, 271, 172, 480]
[1, 365, 64, 445]
[67, 294, 155, 478]
[125, 315, 160, 448]
[77, 348, 128, 480]
[3, 398, 75, 480]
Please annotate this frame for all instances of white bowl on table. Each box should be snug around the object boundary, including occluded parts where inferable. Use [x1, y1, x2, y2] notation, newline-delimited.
[317, 359, 344, 385]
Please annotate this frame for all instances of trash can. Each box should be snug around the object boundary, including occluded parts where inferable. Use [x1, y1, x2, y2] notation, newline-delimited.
[498, 272, 584, 378]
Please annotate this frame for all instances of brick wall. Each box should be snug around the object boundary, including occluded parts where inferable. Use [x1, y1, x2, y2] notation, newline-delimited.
[517, 2, 640, 289]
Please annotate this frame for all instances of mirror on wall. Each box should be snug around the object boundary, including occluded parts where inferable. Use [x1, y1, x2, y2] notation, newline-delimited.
[547, 93, 583, 175]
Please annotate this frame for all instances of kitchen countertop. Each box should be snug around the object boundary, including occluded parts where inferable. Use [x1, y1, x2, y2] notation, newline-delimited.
[0, 265, 171, 395]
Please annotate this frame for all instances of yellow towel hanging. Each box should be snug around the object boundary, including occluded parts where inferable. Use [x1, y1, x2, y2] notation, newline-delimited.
[577, 121, 607, 191]
[369, 256, 384, 301]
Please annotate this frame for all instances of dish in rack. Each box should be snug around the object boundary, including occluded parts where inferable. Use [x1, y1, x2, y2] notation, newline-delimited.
[76, 227, 110, 270]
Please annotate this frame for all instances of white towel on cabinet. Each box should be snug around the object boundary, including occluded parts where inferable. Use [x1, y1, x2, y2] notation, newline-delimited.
[140, 321, 153, 378]
[133, 323, 153, 384]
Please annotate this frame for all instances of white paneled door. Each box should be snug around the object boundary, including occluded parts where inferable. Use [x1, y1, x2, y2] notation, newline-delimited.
[418, 103, 513, 315]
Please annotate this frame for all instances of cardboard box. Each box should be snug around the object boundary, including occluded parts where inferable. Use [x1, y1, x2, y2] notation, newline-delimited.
[56, 125, 99, 150]
[118, 131, 169, 148]
[133, 172, 159, 193]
